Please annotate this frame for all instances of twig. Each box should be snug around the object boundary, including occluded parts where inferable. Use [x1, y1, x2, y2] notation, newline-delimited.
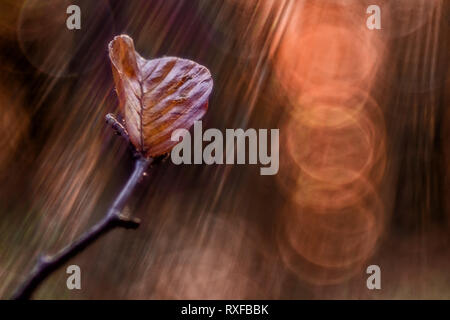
[11, 115, 153, 300]
[105, 113, 141, 157]
[105, 113, 129, 142]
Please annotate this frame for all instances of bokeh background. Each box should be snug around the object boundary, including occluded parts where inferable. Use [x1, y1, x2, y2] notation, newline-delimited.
[0, 0, 449, 299]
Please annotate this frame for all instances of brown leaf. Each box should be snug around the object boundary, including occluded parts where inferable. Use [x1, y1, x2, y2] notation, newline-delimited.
[108, 34, 213, 157]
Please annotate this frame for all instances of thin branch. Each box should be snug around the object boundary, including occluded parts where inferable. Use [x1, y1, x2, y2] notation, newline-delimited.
[11, 116, 153, 300]
[105, 113, 129, 142]
[105, 113, 141, 157]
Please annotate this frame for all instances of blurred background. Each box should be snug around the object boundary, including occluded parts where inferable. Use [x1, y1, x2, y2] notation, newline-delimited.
[0, 0, 449, 299]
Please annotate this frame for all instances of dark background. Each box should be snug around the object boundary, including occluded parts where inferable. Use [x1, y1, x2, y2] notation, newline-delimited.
[0, 0, 449, 299]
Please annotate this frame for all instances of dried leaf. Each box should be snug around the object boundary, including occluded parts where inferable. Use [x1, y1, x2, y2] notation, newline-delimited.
[108, 34, 213, 157]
